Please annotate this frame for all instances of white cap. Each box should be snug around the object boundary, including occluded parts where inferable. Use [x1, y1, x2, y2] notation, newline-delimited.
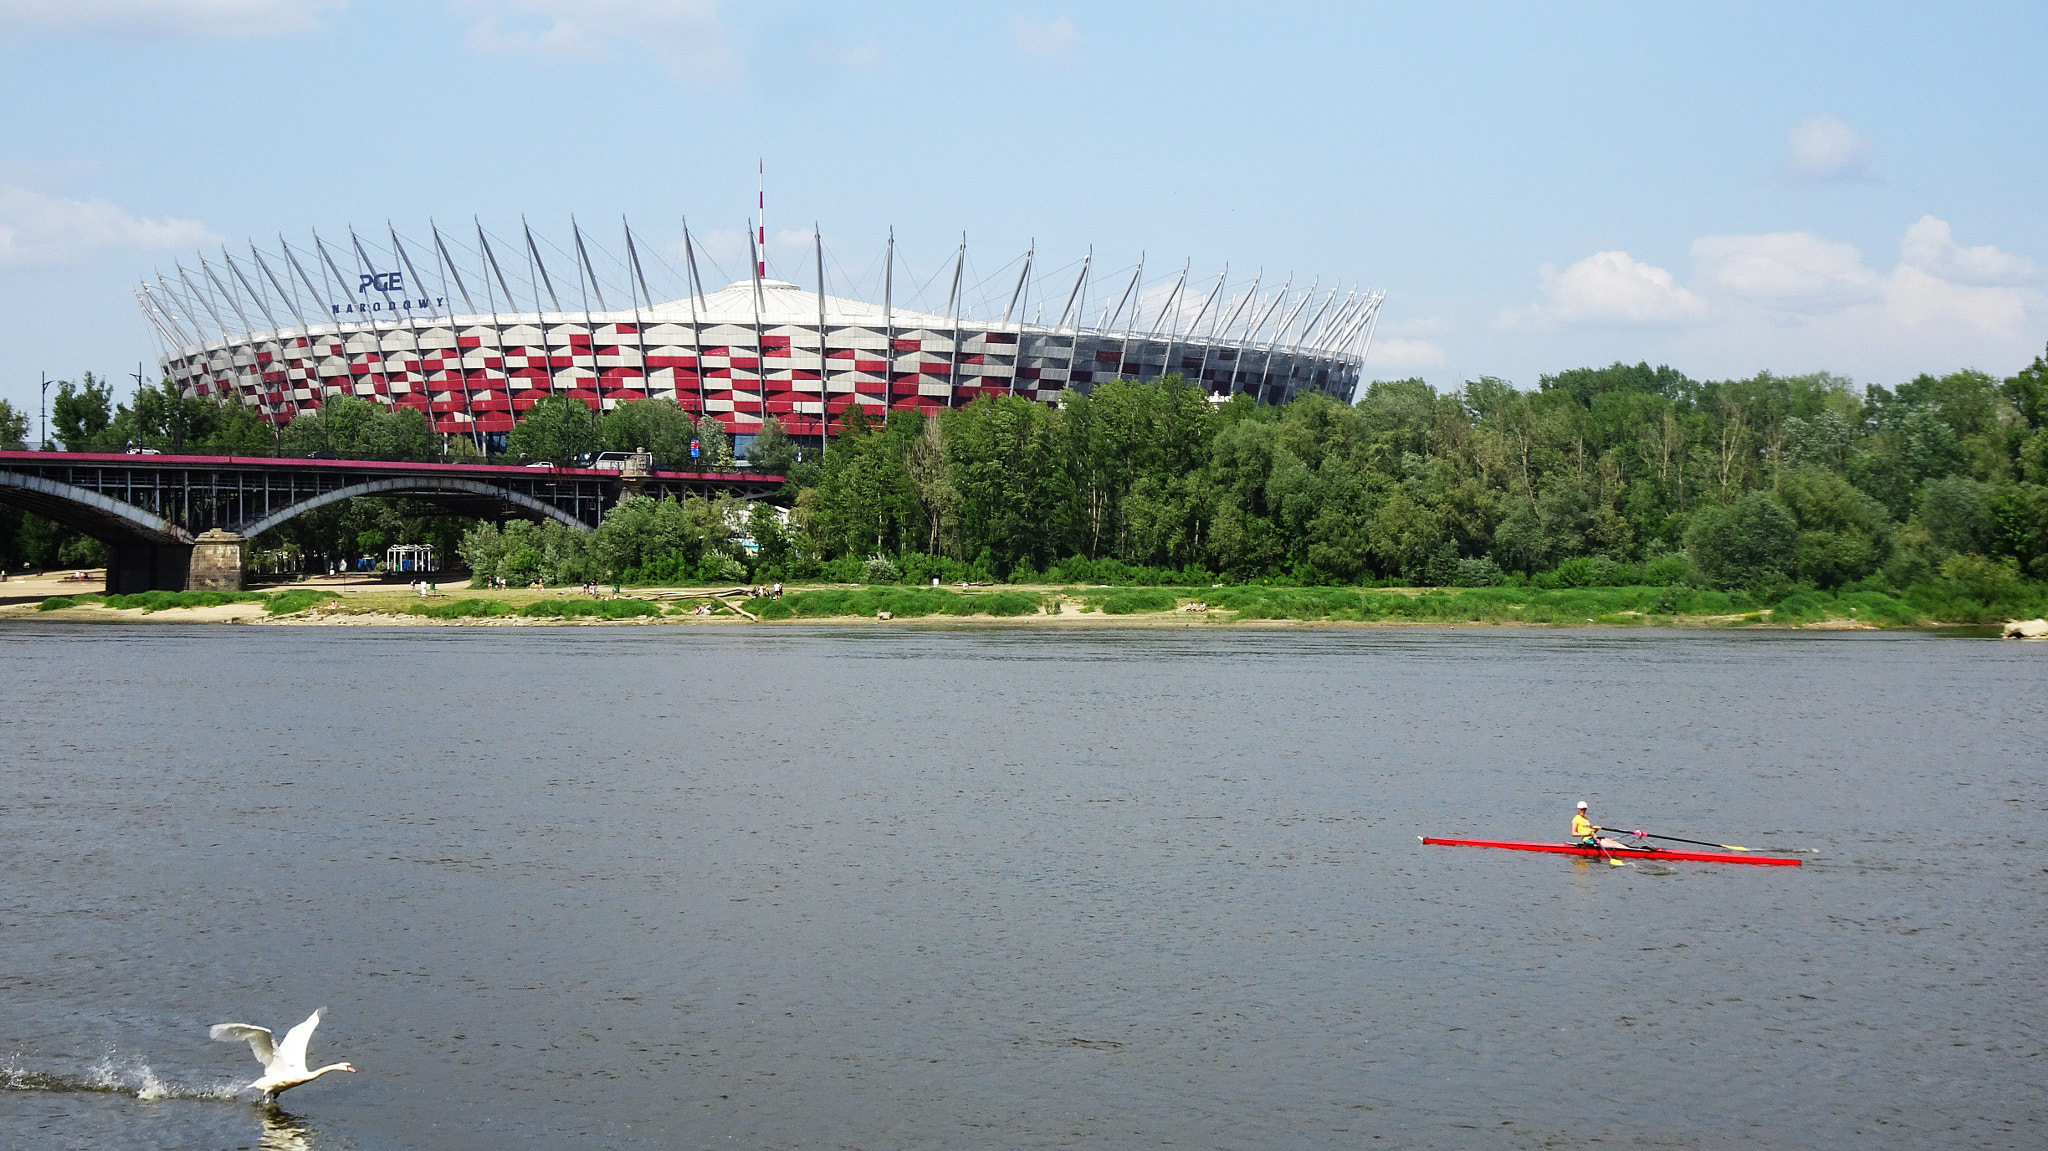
[1576, 801, 1588, 809]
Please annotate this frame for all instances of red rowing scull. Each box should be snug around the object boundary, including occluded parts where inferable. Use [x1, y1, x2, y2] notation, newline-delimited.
[1421, 836, 1802, 866]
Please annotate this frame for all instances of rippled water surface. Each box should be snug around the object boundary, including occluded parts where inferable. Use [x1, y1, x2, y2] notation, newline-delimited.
[1, 624, 2043, 1150]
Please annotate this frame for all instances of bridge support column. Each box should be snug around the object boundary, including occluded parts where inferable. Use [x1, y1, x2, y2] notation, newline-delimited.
[107, 541, 194, 594]
[187, 529, 246, 592]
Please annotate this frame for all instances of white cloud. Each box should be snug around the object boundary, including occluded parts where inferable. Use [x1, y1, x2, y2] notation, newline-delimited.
[0, 0, 341, 38]
[1495, 250, 1707, 330]
[1780, 114, 1876, 183]
[1692, 231, 1879, 304]
[1011, 14, 1078, 63]
[1688, 217, 2035, 342]
[0, 184, 215, 267]
[457, 0, 736, 84]
[1898, 214, 2035, 284]
[1364, 337, 1446, 371]
[1882, 262, 2031, 338]
[1657, 217, 2041, 381]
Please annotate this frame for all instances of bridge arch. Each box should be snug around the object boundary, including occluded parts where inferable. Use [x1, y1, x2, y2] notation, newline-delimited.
[0, 471, 194, 546]
[237, 475, 590, 538]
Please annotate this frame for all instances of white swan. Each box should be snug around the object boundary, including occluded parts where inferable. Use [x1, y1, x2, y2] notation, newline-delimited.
[209, 1008, 356, 1102]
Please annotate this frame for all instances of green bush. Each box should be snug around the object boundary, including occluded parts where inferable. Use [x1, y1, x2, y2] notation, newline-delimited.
[263, 588, 328, 615]
[767, 587, 1044, 618]
[1098, 588, 1179, 614]
[520, 598, 662, 619]
[407, 598, 515, 620]
[35, 594, 101, 611]
[974, 591, 1044, 616]
[108, 590, 265, 612]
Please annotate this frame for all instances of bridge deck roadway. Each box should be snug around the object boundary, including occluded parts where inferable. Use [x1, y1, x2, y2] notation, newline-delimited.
[0, 451, 783, 592]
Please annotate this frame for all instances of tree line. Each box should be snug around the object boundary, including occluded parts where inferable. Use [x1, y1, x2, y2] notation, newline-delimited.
[772, 355, 2048, 594]
[7, 352, 2048, 602]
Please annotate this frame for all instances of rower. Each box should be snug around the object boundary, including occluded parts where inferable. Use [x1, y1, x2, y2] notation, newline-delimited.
[1572, 801, 1634, 851]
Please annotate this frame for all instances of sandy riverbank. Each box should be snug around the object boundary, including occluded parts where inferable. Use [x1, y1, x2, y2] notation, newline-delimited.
[0, 569, 1938, 631]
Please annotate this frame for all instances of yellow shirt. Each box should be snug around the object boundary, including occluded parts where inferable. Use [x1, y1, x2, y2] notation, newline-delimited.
[1572, 813, 1595, 839]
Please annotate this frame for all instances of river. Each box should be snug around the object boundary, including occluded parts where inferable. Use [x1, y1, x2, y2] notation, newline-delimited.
[1, 625, 2042, 1150]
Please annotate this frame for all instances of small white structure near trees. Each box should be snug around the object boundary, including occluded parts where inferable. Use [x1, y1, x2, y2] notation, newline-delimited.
[385, 543, 435, 573]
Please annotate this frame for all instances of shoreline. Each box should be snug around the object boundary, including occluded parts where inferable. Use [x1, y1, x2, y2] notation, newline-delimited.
[0, 572, 2015, 633]
[0, 600, 1904, 631]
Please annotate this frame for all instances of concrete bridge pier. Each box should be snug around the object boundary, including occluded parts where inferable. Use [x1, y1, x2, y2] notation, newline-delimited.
[186, 530, 245, 592]
[107, 541, 195, 594]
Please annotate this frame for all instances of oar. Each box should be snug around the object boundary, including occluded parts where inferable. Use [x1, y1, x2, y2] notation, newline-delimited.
[1590, 830, 1627, 867]
[1621, 829, 1814, 854]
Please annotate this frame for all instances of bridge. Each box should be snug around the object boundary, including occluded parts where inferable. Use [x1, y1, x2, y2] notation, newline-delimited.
[0, 451, 783, 593]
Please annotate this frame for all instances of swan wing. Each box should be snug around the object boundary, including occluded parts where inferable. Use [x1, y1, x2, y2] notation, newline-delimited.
[273, 1008, 325, 1076]
[209, 1023, 276, 1069]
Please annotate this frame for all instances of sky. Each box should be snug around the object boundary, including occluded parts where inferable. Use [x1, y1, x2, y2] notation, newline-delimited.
[2, 0, 2044, 433]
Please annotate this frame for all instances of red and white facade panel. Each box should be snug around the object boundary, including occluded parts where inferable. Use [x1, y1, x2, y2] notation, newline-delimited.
[154, 272, 1375, 439]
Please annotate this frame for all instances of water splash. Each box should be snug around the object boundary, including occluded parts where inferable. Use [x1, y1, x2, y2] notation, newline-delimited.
[1, 1051, 241, 1100]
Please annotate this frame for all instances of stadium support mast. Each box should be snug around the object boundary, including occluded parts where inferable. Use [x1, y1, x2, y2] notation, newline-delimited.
[571, 218, 607, 313]
[431, 224, 476, 314]
[522, 219, 561, 313]
[1182, 267, 1227, 389]
[1259, 278, 1317, 396]
[624, 216, 654, 410]
[1103, 255, 1141, 332]
[748, 223, 766, 427]
[681, 219, 707, 419]
[883, 228, 895, 420]
[429, 222, 488, 447]
[139, 280, 193, 347]
[945, 234, 965, 405]
[1002, 242, 1033, 327]
[278, 239, 340, 409]
[176, 262, 230, 343]
[1152, 260, 1190, 377]
[222, 249, 279, 336]
[200, 257, 255, 340]
[155, 273, 207, 348]
[250, 243, 309, 333]
[815, 223, 829, 448]
[757, 159, 767, 279]
[1055, 247, 1089, 330]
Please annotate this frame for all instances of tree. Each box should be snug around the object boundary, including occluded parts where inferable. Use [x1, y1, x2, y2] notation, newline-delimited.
[0, 399, 28, 450]
[203, 398, 278, 455]
[692, 414, 734, 470]
[508, 395, 603, 464]
[1918, 475, 1991, 555]
[52, 373, 114, 450]
[1777, 467, 1891, 586]
[603, 398, 695, 467]
[747, 502, 790, 571]
[747, 415, 800, 477]
[1684, 491, 1797, 588]
[903, 416, 957, 555]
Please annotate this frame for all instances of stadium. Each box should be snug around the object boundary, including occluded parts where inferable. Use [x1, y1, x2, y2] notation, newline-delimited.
[136, 218, 1383, 445]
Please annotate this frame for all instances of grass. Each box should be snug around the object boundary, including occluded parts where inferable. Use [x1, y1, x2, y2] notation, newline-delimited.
[30, 576, 2016, 630]
[519, 598, 662, 620]
[747, 587, 1047, 619]
[36, 590, 268, 613]
[262, 588, 330, 615]
[406, 598, 518, 620]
